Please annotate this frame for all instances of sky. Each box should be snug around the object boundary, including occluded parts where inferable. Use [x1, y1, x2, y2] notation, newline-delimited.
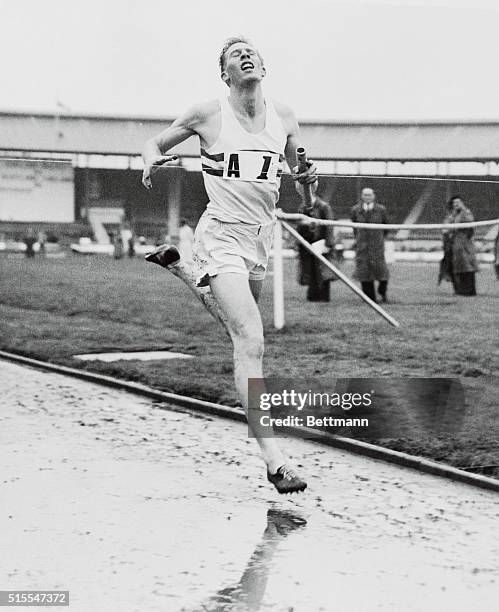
[1, 0, 498, 121]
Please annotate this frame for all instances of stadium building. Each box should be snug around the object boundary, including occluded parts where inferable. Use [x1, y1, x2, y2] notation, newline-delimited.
[0, 111, 498, 248]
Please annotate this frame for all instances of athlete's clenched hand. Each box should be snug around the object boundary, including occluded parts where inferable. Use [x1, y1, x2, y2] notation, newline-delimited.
[293, 160, 318, 201]
[292, 160, 318, 185]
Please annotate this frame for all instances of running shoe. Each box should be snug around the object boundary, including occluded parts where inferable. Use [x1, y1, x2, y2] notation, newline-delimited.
[145, 244, 180, 268]
[267, 465, 307, 494]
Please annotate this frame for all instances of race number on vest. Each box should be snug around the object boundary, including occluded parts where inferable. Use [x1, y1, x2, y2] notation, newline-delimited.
[223, 151, 280, 183]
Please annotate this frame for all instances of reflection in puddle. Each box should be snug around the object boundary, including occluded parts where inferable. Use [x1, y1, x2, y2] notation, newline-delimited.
[193, 507, 307, 611]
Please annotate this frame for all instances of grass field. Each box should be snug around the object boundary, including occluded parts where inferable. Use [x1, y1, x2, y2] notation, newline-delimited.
[1, 252, 498, 475]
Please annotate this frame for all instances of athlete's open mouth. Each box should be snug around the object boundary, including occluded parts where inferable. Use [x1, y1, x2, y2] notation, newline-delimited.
[241, 61, 254, 71]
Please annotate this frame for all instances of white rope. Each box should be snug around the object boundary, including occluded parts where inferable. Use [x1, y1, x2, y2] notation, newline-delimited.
[277, 211, 499, 231]
[282, 220, 400, 328]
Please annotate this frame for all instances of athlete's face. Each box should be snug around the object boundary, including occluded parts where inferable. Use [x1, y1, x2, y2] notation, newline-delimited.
[361, 189, 375, 204]
[221, 42, 265, 86]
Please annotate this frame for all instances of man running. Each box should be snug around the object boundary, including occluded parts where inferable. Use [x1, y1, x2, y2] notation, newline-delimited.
[142, 36, 317, 494]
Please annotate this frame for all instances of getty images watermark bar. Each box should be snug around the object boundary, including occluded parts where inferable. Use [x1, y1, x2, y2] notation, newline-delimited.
[0, 592, 69, 607]
[247, 377, 467, 439]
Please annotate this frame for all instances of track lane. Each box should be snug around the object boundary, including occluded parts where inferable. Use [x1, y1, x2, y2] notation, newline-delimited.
[1, 360, 497, 611]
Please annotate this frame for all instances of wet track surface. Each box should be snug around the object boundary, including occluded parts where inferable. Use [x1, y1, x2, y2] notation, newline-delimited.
[0, 360, 498, 612]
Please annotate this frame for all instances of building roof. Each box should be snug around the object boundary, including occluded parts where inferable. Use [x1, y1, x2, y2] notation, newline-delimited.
[1, 111, 499, 161]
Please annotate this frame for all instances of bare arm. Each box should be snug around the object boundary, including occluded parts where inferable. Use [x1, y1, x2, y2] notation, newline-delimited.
[281, 107, 318, 185]
[142, 104, 205, 190]
[275, 103, 318, 210]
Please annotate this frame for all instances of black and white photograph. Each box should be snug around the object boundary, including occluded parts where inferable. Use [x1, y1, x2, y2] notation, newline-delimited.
[0, 0, 498, 610]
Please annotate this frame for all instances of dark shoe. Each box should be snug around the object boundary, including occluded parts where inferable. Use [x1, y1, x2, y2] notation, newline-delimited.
[267, 465, 307, 494]
[145, 244, 180, 268]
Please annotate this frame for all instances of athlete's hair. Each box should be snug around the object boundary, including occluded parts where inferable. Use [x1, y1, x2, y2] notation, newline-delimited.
[218, 36, 264, 75]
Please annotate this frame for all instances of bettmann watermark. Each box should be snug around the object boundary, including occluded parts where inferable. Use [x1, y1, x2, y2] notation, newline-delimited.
[247, 377, 467, 439]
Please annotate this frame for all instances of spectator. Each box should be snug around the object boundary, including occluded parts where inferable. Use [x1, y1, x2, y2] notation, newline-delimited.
[111, 230, 124, 259]
[297, 195, 337, 302]
[37, 229, 47, 256]
[121, 223, 135, 258]
[127, 234, 135, 258]
[438, 222, 454, 286]
[350, 187, 390, 303]
[24, 228, 36, 258]
[444, 196, 478, 296]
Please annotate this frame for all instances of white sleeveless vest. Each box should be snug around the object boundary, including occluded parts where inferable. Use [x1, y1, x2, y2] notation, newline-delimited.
[200, 96, 287, 224]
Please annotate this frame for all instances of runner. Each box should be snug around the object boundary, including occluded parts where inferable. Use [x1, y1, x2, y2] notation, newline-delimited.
[142, 36, 317, 493]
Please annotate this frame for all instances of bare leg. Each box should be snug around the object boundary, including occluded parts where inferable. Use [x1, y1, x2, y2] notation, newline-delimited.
[145, 245, 229, 330]
[210, 273, 286, 474]
[146, 249, 306, 489]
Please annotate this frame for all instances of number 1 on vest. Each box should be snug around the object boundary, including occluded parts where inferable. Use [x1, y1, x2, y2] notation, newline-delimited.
[223, 151, 280, 183]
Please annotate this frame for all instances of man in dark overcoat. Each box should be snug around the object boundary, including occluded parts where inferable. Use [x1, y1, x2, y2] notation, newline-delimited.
[444, 196, 478, 295]
[297, 195, 337, 301]
[350, 187, 390, 303]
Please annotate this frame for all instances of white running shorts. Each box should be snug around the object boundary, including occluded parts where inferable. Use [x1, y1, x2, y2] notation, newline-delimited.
[193, 212, 275, 287]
